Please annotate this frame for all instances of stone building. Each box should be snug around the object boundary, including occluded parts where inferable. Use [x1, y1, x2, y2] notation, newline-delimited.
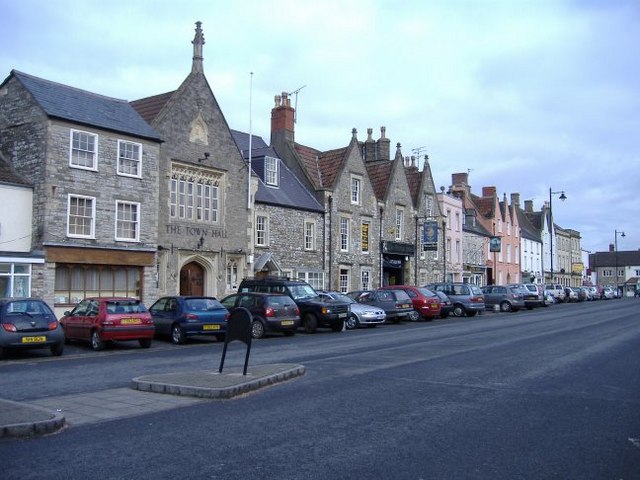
[437, 188, 464, 282]
[0, 70, 162, 316]
[131, 22, 252, 299]
[515, 197, 544, 284]
[231, 129, 325, 288]
[405, 155, 446, 286]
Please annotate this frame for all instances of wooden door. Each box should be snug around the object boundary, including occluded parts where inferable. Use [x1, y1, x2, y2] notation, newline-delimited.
[180, 262, 204, 296]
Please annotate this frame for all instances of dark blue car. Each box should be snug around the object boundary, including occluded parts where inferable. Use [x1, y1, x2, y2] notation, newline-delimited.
[149, 296, 229, 344]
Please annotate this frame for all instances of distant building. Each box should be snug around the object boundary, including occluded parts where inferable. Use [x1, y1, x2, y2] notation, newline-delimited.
[589, 247, 640, 296]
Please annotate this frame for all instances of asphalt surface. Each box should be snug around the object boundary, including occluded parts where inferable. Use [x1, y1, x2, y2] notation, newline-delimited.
[0, 363, 304, 438]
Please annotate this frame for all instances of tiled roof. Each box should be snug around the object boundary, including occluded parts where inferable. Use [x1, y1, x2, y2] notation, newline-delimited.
[404, 166, 421, 206]
[9, 70, 161, 141]
[231, 130, 323, 213]
[590, 250, 640, 267]
[130, 91, 175, 124]
[317, 147, 347, 190]
[0, 152, 31, 187]
[294, 144, 324, 190]
[366, 160, 393, 200]
[517, 208, 541, 242]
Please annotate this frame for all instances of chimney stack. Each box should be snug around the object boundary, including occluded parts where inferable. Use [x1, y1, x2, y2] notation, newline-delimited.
[511, 193, 521, 208]
[270, 92, 295, 144]
[482, 186, 497, 198]
[524, 200, 533, 212]
[377, 126, 391, 161]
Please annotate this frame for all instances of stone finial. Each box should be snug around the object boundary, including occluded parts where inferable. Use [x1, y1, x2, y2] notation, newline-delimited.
[380, 126, 386, 138]
[367, 128, 373, 140]
[192, 21, 205, 73]
[352, 128, 358, 140]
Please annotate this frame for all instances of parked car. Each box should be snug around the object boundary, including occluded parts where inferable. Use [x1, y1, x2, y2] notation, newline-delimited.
[588, 286, 601, 300]
[318, 291, 386, 329]
[0, 297, 65, 359]
[238, 277, 350, 333]
[433, 290, 454, 318]
[575, 287, 589, 302]
[347, 289, 414, 324]
[149, 296, 229, 344]
[61, 297, 154, 351]
[544, 284, 566, 303]
[508, 283, 540, 309]
[381, 285, 442, 320]
[522, 283, 548, 308]
[602, 286, 616, 299]
[220, 292, 298, 339]
[564, 287, 579, 302]
[482, 285, 526, 312]
[426, 283, 485, 317]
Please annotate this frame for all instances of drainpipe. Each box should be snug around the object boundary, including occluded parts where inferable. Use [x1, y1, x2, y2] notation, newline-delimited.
[328, 195, 333, 290]
[379, 207, 384, 287]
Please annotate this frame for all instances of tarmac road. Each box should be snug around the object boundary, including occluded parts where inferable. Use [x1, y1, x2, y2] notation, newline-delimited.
[1, 299, 640, 479]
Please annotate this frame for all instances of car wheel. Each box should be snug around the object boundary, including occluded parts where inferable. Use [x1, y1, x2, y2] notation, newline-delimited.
[500, 301, 512, 312]
[303, 313, 318, 334]
[171, 324, 185, 345]
[139, 338, 152, 348]
[50, 343, 64, 356]
[345, 314, 359, 330]
[331, 320, 344, 332]
[409, 310, 421, 322]
[251, 320, 265, 339]
[452, 305, 465, 317]
[91, 330, 105, 351]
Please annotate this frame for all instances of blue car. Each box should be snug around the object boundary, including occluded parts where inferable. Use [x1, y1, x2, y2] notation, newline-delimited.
[149, 296, 229, 344]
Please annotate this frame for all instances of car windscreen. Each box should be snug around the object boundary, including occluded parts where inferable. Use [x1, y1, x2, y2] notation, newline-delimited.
[106, 301, 147, 314]
[4, 300, 53, 316]
[184, 298, 224, 311]
[417, 287, 436, 297]
[288, 284, 318, 300]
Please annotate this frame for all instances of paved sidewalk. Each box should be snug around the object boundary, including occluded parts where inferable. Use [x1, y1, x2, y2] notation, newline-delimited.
[1, 363, 304, 438]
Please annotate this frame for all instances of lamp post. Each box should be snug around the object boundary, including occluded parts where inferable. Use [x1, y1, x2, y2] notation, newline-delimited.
[614, 229, 626, 296]
[548, 188, 567, 284]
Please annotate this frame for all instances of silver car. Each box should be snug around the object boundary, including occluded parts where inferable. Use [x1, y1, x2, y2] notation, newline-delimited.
[318, 292, 386, 329]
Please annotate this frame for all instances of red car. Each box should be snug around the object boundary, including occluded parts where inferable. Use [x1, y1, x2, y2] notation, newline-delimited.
[381, 285, 442, 320]
[61, 297, 155, 351]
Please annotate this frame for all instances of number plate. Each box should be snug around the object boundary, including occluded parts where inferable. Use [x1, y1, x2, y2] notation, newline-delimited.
[121, 318, 141, 325]
[280, 320, 295, 326]
[21, 336, 46, 344]
[203, 324, 220, 330]
[338, 313, 347, 318]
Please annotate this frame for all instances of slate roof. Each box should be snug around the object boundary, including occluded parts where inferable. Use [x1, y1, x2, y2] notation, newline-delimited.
[7, 70, 161, 142]
[589, 250, 640, 268]
[0, 151, 31, 187]
[230, 130, 323, 213]
[462, 209, 493, 237]
[516, 208, 541, 242]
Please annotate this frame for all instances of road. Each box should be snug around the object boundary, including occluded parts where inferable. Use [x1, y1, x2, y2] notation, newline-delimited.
[2, 299, 640, 479]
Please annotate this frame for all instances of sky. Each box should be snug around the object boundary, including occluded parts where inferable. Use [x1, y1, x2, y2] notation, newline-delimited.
[2, 0, 638, 256]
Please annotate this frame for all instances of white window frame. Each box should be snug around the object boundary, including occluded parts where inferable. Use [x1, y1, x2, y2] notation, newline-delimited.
[339, 268, 350, 294]
[265, 156, 279, 187]
[70, 129, 98, 171]
[360, 268, 371, 290]
[67, 194, 96, 239]
[304, 220, 316, 251]
[340, 217, 350, 252]
[351, 176, 361, 205]
[115, 200, 140, 242]
[170, 176, 219, 223]
[256, 215, 268, 246]
[117, 140, 142, 178]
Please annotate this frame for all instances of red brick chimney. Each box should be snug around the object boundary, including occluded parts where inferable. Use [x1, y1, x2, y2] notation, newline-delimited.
[482, 186, 496, 198]
[270, 92, 295, 144]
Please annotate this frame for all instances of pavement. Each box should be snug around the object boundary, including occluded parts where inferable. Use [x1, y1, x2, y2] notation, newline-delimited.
[0, 363, 305, 438]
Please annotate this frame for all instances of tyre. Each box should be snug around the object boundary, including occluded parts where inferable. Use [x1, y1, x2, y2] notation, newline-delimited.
[452, 305, 465, 317]
[251, 319, 265, 339]
[331, 320, 344, 332]
[345, 314, 359, 330]
[50, 343, 64, 356]
[409, 310, 421, 322]
[171, 324, 186, 345]
[303, 313, 318, 333]
[91, 330, 105, 351]
[139, 338, 152, 348]
[500, 301, 512, 312]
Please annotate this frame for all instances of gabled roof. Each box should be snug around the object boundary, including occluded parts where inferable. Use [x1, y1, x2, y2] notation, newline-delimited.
[366, 160, 394, 200]
[7, 70, 161, 142]
[231, 130, 323, 213]
[517, 208, 541, 242]
[130, 91, 175, 124]
[0, 151, 31, 187]
[404, 166, 421, 206]
[590, 250, 640, 268]
[293, 143, 324, 190]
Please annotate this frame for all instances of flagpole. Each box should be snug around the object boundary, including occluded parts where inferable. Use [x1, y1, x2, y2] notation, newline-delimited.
[247, 72, 253, 210]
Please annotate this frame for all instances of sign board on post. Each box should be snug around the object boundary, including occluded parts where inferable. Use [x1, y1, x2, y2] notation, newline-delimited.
[489, 236, 502, 253]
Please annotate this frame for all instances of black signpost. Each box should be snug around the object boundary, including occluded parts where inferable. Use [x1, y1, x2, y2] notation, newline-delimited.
[218, 307, 253, 376]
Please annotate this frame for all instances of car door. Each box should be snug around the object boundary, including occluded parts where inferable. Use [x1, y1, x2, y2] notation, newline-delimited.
[150, 297, 177, 336]
[82, 299, 100, 340]
[63, 299, 90, 339]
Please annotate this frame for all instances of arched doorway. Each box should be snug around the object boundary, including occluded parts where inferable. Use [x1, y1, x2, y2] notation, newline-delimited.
[180, 261, 204, 296]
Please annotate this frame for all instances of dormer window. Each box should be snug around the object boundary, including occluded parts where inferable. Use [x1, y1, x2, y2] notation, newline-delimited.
[265, 156, 279, 187]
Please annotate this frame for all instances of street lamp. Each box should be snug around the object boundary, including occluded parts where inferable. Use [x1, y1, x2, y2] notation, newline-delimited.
[614, 229, 626, 296]
[548, 188, 567, 284]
